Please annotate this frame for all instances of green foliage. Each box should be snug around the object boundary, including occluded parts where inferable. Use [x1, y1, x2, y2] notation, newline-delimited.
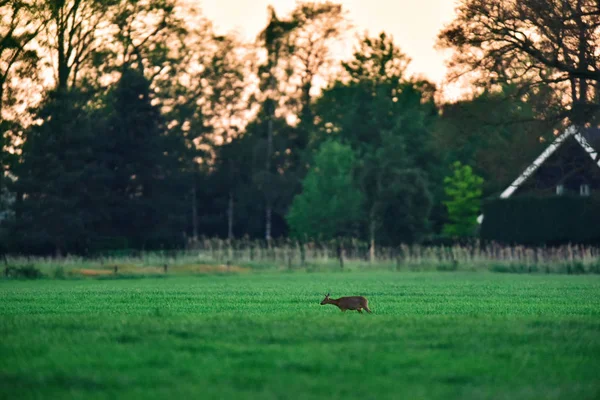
[287, 140, 363, 240]
[11, 88, 97, 254]
[3, 264, 42, 279]
[1, 273, 600, 399]
[219, 114, 303, 239]
[343, 32, 410, 85]
[5, 0, 590, 254]
[356, 132, 434, 244]
[93, 67, 190, 249]
[481, 196, 600, 245]
[373, 168, 433, 243]
[10, 68, 191, 255]
[434, 86, 550, 196]
[314, 32, 440, 244]
[443, 161, 484, 238]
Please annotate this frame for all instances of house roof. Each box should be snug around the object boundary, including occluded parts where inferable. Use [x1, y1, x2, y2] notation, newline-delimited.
[499, 126, 600, 199]
[477, 125, 600, 224]
[580, 127, 600, 149]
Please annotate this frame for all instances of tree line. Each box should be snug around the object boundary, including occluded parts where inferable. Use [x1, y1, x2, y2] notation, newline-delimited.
[0, 0, 598, 255]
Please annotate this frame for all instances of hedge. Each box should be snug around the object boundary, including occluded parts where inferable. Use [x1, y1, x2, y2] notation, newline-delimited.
[480, 195, 600, 246]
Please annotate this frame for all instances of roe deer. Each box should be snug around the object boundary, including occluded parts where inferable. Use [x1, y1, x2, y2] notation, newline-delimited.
[320, 293, 372, 313]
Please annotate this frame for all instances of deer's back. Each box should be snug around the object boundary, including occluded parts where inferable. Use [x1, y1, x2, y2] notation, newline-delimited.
[338, 296, 368, 308]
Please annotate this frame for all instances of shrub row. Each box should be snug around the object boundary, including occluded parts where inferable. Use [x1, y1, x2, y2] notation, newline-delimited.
[481, 195, 600, 246]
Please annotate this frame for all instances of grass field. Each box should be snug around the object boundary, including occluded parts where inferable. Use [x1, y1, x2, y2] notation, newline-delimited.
[1, 272, 600, 399]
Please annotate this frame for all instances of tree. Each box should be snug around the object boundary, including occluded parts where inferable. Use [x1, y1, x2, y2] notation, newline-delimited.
[356, 134, 434, 246]
[250, 3, 350, 243]
[286, 140, 363, 240]
[245, 113, 302, 239]
[6, 0, 118, 255]
[438, 0, 600, 125]
[257, 6, 300, 242]
[314, 32, 440, 250]
[93, 67, 189, 250]
[434, 85, 550, 196]
[442, 161, 484, 238]
[111, 0, 185, 82]
[0, 1, 46, 202]
[0, 0, 45, 119]
[286, 2, 348, 129]
[40, 0, 117, 91]
[11, 88, 96, 255]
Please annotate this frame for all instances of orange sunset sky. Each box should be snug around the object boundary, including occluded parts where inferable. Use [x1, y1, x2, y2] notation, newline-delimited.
[200, 0, 460, 94]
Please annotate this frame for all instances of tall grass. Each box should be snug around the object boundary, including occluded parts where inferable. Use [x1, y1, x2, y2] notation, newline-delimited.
[3, 238, 600, 277]
[185, 237, 600, 273]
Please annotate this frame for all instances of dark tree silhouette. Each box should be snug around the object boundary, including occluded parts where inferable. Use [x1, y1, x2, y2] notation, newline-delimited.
[439, 0, 600, 125]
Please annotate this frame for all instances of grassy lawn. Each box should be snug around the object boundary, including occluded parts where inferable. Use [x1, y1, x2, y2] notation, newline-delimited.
[1, 272, 600, 399]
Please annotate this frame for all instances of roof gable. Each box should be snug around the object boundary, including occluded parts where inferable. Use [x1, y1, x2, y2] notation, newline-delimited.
[477, 125, 600, 224]
[499, 126, 600, 199]
[581, 127, 600, 149]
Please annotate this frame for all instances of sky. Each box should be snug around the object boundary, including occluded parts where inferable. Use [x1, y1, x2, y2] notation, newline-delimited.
[200, 0, 459, 88]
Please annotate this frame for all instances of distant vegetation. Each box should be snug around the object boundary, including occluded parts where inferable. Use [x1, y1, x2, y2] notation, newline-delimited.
[1, 0, 599, 255]
[3, 240, 600, 279]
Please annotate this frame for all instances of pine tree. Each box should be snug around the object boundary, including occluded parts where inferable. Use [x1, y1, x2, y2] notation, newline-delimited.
[13, 88, 96, 255]
[95, 67, 189, 250]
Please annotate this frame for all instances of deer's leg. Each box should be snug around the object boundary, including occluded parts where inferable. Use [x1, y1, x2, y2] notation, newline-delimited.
[363, 300, 372, 313]
[357, 308, 363, 314]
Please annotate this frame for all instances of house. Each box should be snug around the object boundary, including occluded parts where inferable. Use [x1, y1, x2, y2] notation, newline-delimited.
[478, 125, 600, 224]
[478, 125, 600, 245]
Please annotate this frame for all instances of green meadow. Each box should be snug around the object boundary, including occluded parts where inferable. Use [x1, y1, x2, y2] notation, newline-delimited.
[2, 272, 600, 399]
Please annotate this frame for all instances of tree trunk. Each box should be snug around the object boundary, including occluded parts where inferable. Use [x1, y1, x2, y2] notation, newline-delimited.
[0, 83, 4, 120]
[300, 241, 306, 266]
[570, 77, 579, 106]
[227, 190, 234, 240]
[574, 0, 590, 125]
[265, 203, 272, 243]
[301, 80, 313, 127]
[265, 96, 274, 242]
[369, 215, 376, 263]
[192, 185, 198, 241]
[337, 239, 344, 270]
[56, 8, 69, 92]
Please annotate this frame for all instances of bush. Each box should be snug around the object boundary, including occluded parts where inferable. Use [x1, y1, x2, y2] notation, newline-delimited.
[436, 262, 458, 272]
[53, 266, 66, 279]
[4, 265, 43, 279]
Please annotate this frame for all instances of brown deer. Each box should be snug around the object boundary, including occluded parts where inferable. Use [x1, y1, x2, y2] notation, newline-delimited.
[320, 293, 372, 313]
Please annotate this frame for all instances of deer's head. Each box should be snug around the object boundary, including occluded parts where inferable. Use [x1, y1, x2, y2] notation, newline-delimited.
[320, 293, 331, 305]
